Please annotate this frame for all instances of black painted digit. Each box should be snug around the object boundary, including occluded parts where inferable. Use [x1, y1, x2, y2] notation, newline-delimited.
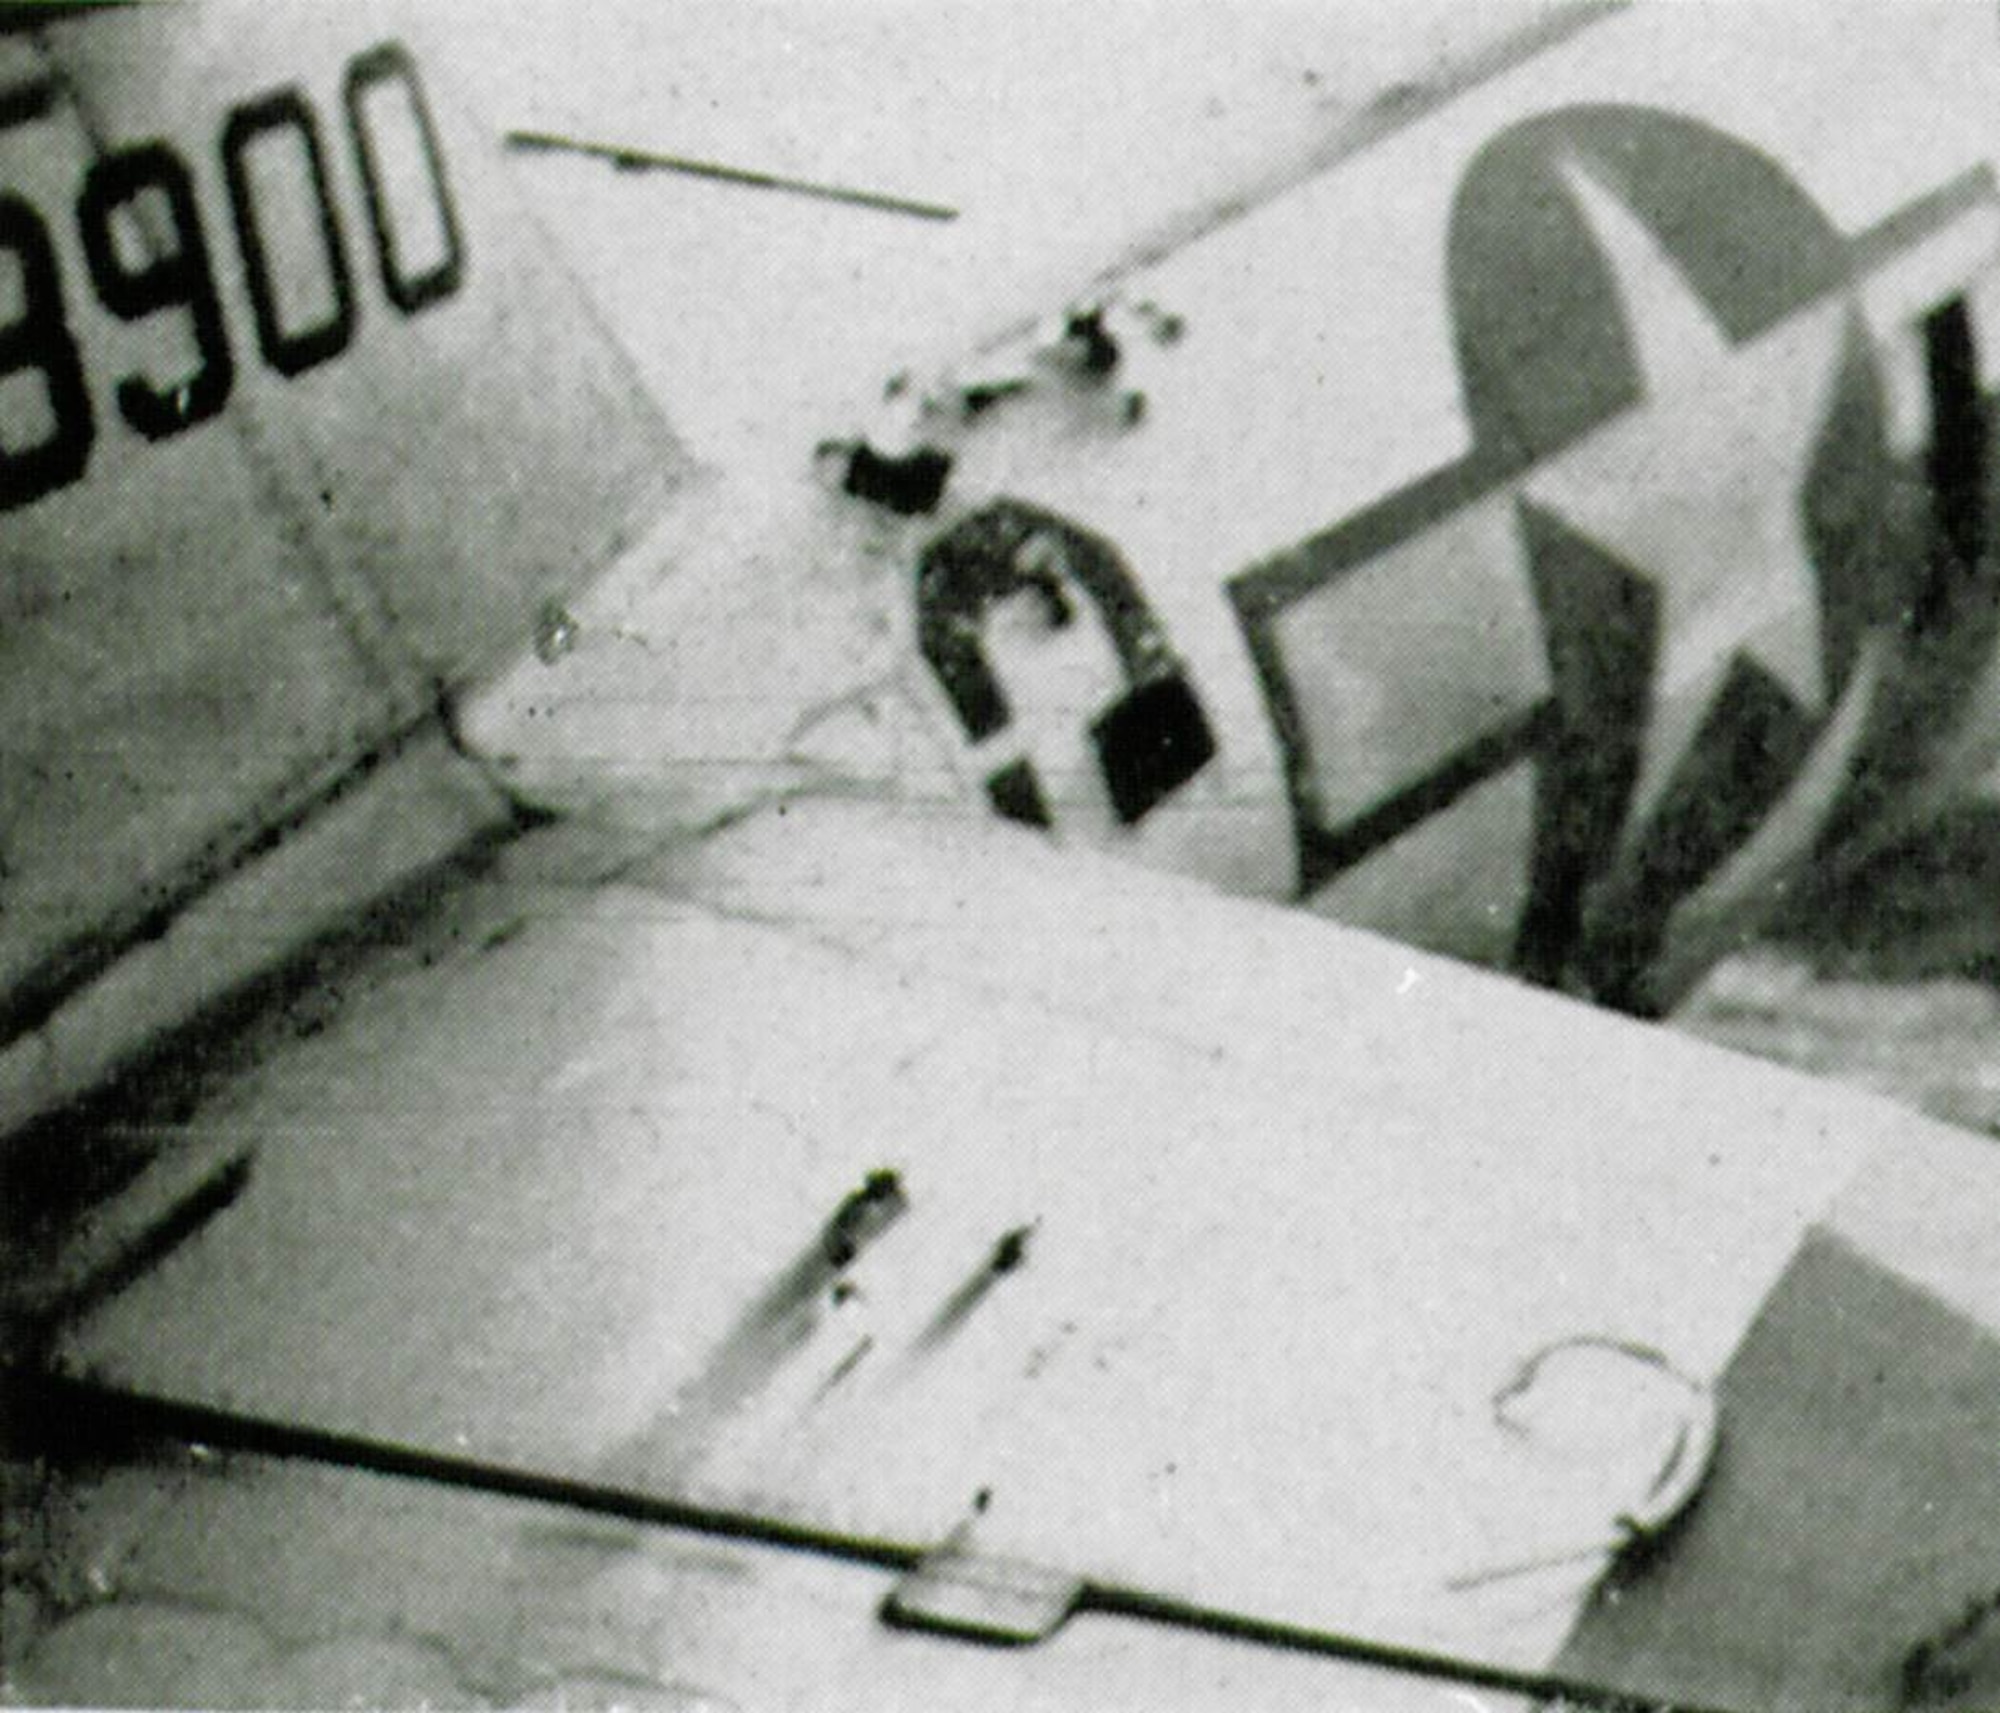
[917, 500, 1216, 827]
[344, 42, 464, 314]
[221, 87, 357, 377]
[76, 143, 235, 440]
[0, 194, 94, 511]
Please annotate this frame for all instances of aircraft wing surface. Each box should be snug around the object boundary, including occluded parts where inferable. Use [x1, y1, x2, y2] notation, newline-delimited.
[19, 796, 1999, 1710]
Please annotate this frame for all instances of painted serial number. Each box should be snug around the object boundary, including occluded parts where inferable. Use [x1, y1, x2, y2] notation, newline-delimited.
[1, 41, 462, 513]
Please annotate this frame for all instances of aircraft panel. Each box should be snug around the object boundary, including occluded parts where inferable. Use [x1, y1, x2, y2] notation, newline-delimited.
[38, 0, 691, 684]
[52, 801, 1992, 1694]
[1556, 1215, 2000, 1710]
[2, 1425, 1530, 1713]
[482, 2, 1596, 484]
[0, 49, 418, 1035]
[2, 5, 691, 1110]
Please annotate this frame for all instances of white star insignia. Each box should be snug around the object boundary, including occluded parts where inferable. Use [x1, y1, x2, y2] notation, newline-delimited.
[1523, 156, 1854, 835]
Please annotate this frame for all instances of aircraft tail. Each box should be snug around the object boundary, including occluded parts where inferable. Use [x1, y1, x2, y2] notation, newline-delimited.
[0, 2, 693, 1138]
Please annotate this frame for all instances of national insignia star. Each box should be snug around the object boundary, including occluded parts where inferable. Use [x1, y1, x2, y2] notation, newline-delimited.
[1521, 156, 1855, 838]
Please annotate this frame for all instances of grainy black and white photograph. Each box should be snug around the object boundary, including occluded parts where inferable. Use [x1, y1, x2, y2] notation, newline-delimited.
[2, 2, 1998, 1708]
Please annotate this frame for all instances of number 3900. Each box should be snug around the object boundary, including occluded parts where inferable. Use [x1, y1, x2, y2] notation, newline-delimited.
[1, 40, 463, 514]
